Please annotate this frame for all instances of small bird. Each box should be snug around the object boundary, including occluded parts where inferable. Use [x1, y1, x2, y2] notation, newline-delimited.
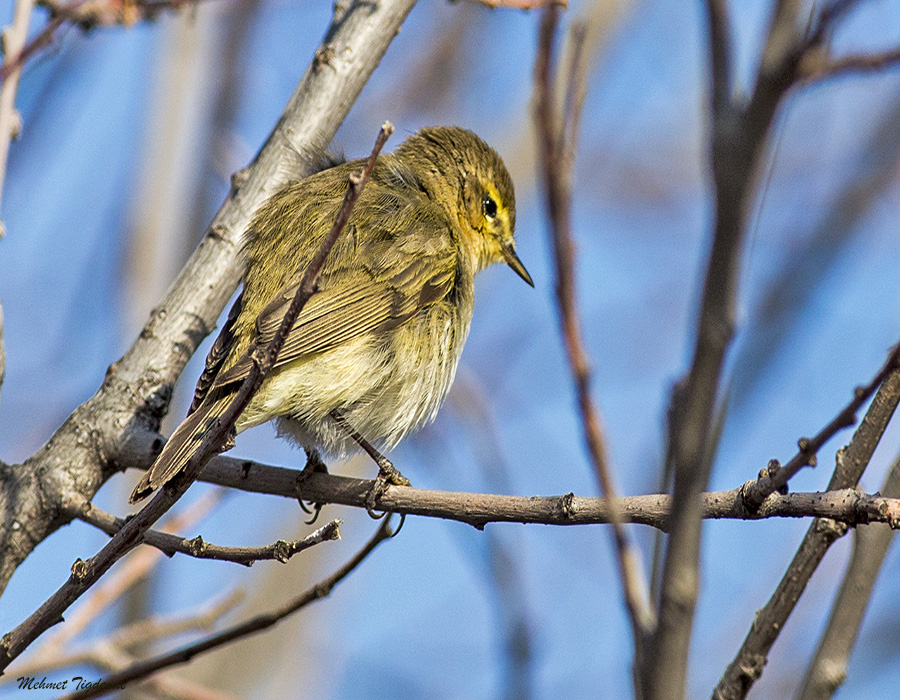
[130, 126, 532, 504]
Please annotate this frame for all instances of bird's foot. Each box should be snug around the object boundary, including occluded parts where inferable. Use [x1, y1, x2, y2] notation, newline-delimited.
[298, 449, 329, 524]
[366, 454, 410, 519]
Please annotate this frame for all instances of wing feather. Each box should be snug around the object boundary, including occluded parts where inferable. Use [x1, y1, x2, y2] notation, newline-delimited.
[209, 236, 457, 393]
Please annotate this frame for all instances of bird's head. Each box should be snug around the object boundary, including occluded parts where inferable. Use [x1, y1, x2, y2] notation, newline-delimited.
[403, 126, 533, 287]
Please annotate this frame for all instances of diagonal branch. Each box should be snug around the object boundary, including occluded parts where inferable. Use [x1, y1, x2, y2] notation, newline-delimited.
[34, 489, 226, 656]
[0, 123, 393, 672]
[0, 0, 418, 598]
[742, 343, 900, 508]
[797, 451, 900, 700]
[713, 365, 900, 700]
[57, 517, 396, 700]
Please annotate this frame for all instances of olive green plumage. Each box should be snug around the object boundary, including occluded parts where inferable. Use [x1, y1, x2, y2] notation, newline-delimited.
[130, 126, 531, 503]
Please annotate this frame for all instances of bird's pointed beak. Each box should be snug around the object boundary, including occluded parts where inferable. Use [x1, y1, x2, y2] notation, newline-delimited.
[500, 242, 534, 287]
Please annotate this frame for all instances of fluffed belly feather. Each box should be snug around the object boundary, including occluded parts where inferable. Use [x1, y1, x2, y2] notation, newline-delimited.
[236, 305, 469, 456]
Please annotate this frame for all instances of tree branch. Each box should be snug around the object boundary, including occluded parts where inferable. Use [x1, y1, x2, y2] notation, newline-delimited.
[0, 121, 393, 672]
[34, 489, 227, 656]
[742, 343, 900, 508]
[0, 0, 420, 597]
[162, 457, 900, 531]
[713, 365, 900, 700]
[7, 590, 243, 678]
[57, 518, 396, 700]
[797, 451, 900, 700]
[0, 0, 36, 219]
[800, 44, 900, 82]
[646, 0, 852, 695]
[533, 5, 653, 655]
[0, 0, 418, 593]
[74, 502, 341, 566]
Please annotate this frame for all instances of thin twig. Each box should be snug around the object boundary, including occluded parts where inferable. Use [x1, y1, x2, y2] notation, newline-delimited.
[742, 343, 900, 508]
[806, 0, 865, 47]
[0, 123, 393, 672]
[800, 44, 900, 82]
[38, 489, 225, 654]
[0, 0, 76, 82]
[533, 5, 654, 649]
[0, 0, 417, 599]
[0, 0, 212, 74]
[75, 502, 341, 565]
[58, 517, 396, 700]
[7, 590, 243, 678]
[713, 365, 900, 700]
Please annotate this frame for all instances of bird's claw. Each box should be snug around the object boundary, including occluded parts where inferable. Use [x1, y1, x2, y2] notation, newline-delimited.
[298, 450, 329, 523]
[365, 457, 409, 519]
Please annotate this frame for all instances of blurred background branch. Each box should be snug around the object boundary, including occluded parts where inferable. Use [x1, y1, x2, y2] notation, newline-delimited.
[0, 0, 33, 234]
[798, 452, 900, 700]
[533, 4, 653, 662]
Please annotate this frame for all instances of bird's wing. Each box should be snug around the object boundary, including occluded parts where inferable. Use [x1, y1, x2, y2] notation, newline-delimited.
[189, 291, 244, 415]
[209, 234, 458, 392]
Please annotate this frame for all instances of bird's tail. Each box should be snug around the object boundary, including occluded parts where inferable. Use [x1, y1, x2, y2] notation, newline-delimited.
[129, 393, 233, 503]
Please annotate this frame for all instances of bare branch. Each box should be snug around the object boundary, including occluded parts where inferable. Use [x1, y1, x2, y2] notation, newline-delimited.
[743, 343, 900, 508]
[713, 366, 900, 700]
[75, 502, 341, 565]
[0, 0, 37, 236]
[704, 0, 731, 119]
[57, 518, 396, 700]
[0, 0, 71, 82]
[0, 0, 418, 598]
[8, 590, 242, 678]
[37, 490, 226, 656]
[798, 452, 900, 700]
[646, 0, 845, 694]
[0, 35, 411, 671]
[533, 5, 654, 651]
[806, 0, 866, 47]
[800, 45, 900, 82]
[166, 457, 900, 531]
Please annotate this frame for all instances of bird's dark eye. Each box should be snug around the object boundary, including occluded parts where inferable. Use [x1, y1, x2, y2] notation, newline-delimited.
[482, 195, 498, 219]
